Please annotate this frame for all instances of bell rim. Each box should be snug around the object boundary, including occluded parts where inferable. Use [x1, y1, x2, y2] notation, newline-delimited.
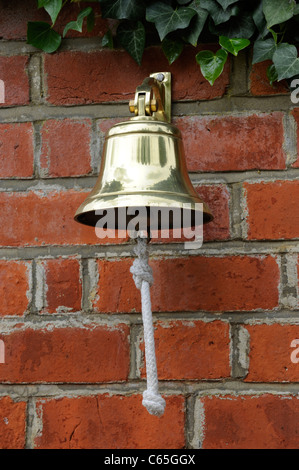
[74, 191, 214, 228]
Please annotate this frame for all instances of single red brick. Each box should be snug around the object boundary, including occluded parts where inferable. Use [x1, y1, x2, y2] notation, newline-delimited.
[0, 190, 129, 246]
[45, 46, 229, 106]
[40, 119, 92, 177]
[0, 260, 31, 316]
[202, 394, 299, 449]
[244, 324, 299, 382]
[244, 180, 299, 240]
[94, 255, 279, 313]
[0, 56, 29, 106]
[174, 113, 286, 172]
[0, 397, 26, 449]
[0, 0, 108, 40]
[0, 123, 34, 178]
[140, 320, 230, 380]
[0, 324, 130, 383]
[250, 60, 289, 96]
[41, 258, 82, 313]
[34, 394, 185, 449]
[291, 108, 299, 168]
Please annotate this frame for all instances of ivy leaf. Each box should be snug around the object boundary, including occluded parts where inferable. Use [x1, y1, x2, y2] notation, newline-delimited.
[101, 30, 113, 48]
[99, 0, 145, 20]
[116, 21, 145, 65]
[162, 37, 184, 64]
[272, 42, 299, 80]
[185, 0, 208, 46]
[27, 21, 61, 53]
[252, 38, 276, 64]
[216, 0, 238, 10]
[38, 0, 62, 25]
[252, 1, 269, 39]
[196, 48, 228, 85]
[146, 2, 196, 41]
[200, 0, 239, 25]
[267, 64, 278, 85]
[63, 7, 93, 37]
[263, 0, 296, 28]
[219, 36, 250, 56]
[211, 12, 255, 38]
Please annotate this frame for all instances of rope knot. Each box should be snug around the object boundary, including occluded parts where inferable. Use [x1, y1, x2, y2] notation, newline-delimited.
[142, 390, 166, 417]
[130, 238, 153, 290]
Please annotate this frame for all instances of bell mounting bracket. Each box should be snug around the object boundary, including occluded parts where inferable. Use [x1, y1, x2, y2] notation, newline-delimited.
[129, 72, 171, 123]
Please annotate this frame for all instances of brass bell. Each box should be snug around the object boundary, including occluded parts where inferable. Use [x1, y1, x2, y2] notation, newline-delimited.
[74, 72, 213, 233]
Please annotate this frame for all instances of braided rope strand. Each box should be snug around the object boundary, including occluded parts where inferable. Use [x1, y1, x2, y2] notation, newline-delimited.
[130, 237, 166, 417]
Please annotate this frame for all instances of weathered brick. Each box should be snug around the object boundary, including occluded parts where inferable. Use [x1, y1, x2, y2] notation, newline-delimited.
[0, 324, 130, 383]
[0, 260, 31, 316]
[174, 113, 286, 172]
[40, 258, 82, 314]
[140, 320, 230, 380]
[0, 190, 106, 246]
[245, 324, 299, 382]
[45, 46, 229, 105]
[244, 180, 299, 240]
[34, 394, 185, 449]
[0, 122, 34, 178]
[40, 119, 92, 177]
[202, 394, 299, 449]
[197, 185, 230, 241]
[249, 60, 289, 96]
[0, 56, 29, 106]
[94, 255, 279, 313]
[0, 397, 26, 449]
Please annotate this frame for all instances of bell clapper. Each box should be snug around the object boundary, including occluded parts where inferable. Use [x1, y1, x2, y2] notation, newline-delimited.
[130, 233, 166, 417]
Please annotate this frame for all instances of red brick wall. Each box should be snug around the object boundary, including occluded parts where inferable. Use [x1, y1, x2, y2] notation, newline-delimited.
[0, 1, 299, 450]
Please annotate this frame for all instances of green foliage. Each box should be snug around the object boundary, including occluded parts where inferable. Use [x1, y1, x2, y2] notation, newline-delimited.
[63, 7, 94, 37]
[219, 36, 250, 55]
[146, 2, 196, 41]
[196, 48, 228, 85]
[116, 21, 145, 65]
[162, 37, 184, 64]
[27, 21, 61, 53]
[26, 0, 299, 88]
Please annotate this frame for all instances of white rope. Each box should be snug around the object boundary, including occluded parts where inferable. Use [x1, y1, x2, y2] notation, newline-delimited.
[130, 236, 166, 417]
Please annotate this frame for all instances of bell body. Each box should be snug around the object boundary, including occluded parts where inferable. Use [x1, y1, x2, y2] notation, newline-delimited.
[74, 116, 213, 230]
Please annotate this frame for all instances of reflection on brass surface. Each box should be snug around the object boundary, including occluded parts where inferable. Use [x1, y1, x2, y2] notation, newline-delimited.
[74, 73, 213, 230]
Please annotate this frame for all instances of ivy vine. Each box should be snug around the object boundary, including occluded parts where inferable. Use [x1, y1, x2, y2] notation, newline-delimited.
[27, 0, 299, 87]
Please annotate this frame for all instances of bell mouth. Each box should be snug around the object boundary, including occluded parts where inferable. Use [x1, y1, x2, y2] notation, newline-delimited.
[75, 206, 212, 231]
[75, 189, 213, 231]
